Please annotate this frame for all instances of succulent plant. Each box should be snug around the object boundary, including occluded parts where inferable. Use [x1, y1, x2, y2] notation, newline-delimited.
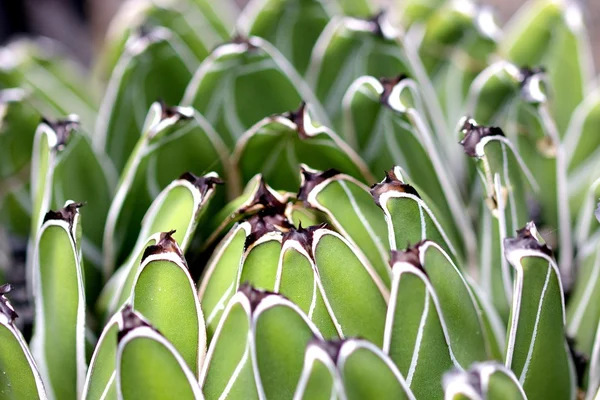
[1, 0, 600, 399]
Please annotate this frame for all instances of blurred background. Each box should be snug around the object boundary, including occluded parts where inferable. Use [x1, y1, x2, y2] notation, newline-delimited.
[0, 0, 599, 66]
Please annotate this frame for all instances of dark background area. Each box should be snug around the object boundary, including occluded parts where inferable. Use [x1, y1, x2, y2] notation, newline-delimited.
[1, 0, 599, 67]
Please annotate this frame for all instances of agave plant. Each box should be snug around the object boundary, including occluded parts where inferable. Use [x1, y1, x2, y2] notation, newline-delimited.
[1, 0, 600, 398]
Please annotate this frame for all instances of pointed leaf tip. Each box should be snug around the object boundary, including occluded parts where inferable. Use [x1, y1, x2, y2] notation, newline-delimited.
[228, 34, 259, 51]
[282, 223, 327, 259]
[238, 283, 279, 312]
[308, 336, 345, 362]
[389, 242, 428, 276]
[283, 102, 311, 139]
[503, 221, 553, 257]
[179, 172, 224, 196]
[0, 283, 18, 323]
[297, 166, 341, 202]
[366, 10, 395, 40]
[140, 230, 185, 263]
[379, 74, 408, 107]
[244, 212, 292, 250]
[517, 66, 546, 103]
[42, 115, 79, 150]
[158, 100, 193, 121]
[42, 201, 84, 226]
[117, 305, 157, 342]
[459, 117, 505, 157]
[242, 178, 286, 214]
[370, 167, 420, 207]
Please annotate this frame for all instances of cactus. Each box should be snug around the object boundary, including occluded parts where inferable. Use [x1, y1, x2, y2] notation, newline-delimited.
[0, 0, 599, 399]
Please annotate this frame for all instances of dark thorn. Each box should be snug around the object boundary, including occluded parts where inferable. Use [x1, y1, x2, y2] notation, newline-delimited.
[283, 102, 310, 139]
[179, 172, 224, 197]
[117, 304, 159, 342]
[41, 116, 79, 151]
[244, 212, 293, 250]
[458, 117, 505, 157]
[141, 230, 186, 265]
[281, 223, 327, 260]
[238, 283, 278, 312]
[297, 166, 341, 202]
[389, 241, 428, 277]
[367, 10, 389, 39]
[379, 74, 408, 107]
[370, 168, 420, 207]
[158, 100, 192, 121]
[42, 202, 85, 234]
[503, 221, 553, 258]
[228, 34, 259, 51]
[308, 336, 346, 363]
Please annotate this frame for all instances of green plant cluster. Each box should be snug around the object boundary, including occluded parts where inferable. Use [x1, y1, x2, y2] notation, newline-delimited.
[0, 0, 599, 399]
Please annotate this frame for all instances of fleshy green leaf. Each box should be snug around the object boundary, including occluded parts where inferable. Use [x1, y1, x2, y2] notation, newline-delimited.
[233, 104, 373, 192]
[182, 36, 327, 148]
[306, 14, 410, 125]
[297, 166, 390, 285]
[443, 362, 526, 400]
[131, 232, 206, 376]
[94, 28, 197, 172]
[203, 286, 320, 400]
[337, 339, 415, 400]
[460, 117, 536, 319]
[371, 167, 460, 263]
[116, 308, 203, 400]
[504, 222, 576, 400]
[341, 75, 475, 260]
[31, 202, 86, 400]
[82, 307, 122, 400]
[501, 0, 594, 134]
[101, 101, 226, 275]
[0, 38, 98, 129]
[105, 172, 221, 316]
[0, 284, 47, 399]
[239, 0, 331, 75]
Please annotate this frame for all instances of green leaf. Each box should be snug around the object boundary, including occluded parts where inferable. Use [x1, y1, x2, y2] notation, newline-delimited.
[443, 362, 526, 400]
[102, 101, 226, 274]
[370, 167, 460, 263]
[0, 284, 47, 399]
[293, 338, 342, 400]
[240, 0, 331, 75]
[310, 225, 388, 345]
[116, 308, 203, 400]
[341, 75, 475, 260]
[460, 118, 536, 319]
[233, 104, 373, 192]
[105, 172, 221, 315]
[94, 28, 197, 172]
[297, 166, 390, 285]
[306, 14, 410, 125]
[131, 232, 205, 376]
[501, 0, 594, 135]
[336, 339, 415, 400]
[0, 38, 98, 129]
[395, 0, 445, 27]
[252, 288, 322, 399]
[203, 285, 322, 400]
[200, 288, 259, 400]
[31, 202, 86, 400]
[199, 211, 291, 341]
[384, 246, 460, 398]
[97, 0, 229, 79]
[82, 307, 122, 400]
[0, 89, 39, 181]
[504, 222, 576, 400]
[182, 36, 327, 148]
[566, 236, 600, 355]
